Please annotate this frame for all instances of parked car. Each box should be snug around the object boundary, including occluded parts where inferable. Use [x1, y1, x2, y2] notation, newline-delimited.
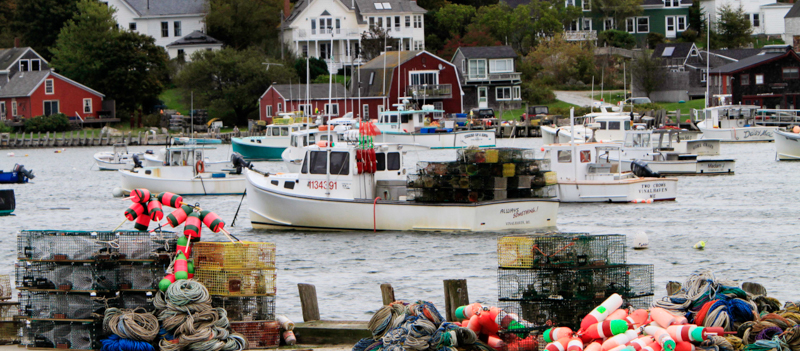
[618, 97, 652, 106]
[469, 108, 495, 119]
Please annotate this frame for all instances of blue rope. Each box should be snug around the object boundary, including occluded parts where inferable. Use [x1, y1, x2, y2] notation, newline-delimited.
[101, 335, 155, 351]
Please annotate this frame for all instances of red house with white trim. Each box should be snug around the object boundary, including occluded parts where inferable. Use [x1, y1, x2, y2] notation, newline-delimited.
[258, 50, 463, 121]
[0, 47, 104, 120]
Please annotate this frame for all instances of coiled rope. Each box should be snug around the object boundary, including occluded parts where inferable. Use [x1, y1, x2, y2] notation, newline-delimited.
[104, 308, 160, 342]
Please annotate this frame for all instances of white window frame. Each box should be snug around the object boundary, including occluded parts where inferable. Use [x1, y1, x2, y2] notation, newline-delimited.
[405, 15, 410, 27]
[161, 21, 169, 37]
[462, 59, 465, 73]
[701, 69, 707, 83]
[43, 100, 59, 116]
[83, 98, 92, 114]
[489, 59, 513, 73]
[604, 17, 615, 30]
[582, 18, 592, 31]
[582, 0, 590, 11]
[363, 104, 369, 119]
[469, 59, 487, 79]
[565, 0, 575, 7]
[0, 102, 5, 119]
[496, 87, 512, 101]
[298, 104, 312, 115]
[19, 59, 29, 72]
[676, 16, 687, 31]
[174, 21, 181, 37]
[11, 101, 17, 116]
[637, 17, 650, 33]
[756, 74, 764, 85]
[413, 40, 423, 50]
[277, 103, 283, 112]
[413, 15, 422, 28]
[324, 103, 339, 116]
[513, 86, 521, 100]
[752, 13, 760, 27]
[45, 79, 54, 95]
[30, 59, 40, 71]
[409, 70, 439, 85]
[664, 0, 672, 7]
[626, 17, 635, 33]
[266, 105, 273, 116]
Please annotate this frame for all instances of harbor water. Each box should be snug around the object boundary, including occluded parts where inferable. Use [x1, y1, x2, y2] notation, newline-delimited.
[1, 139, 798, 322]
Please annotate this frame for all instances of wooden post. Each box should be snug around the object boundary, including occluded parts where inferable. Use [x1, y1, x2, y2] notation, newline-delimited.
[380, 283, 395, 305]
[443, 279, 469, 322]
[298, 283, 320, 322]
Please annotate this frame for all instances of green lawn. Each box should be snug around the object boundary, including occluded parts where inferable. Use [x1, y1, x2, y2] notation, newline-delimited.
[657, 99, 706, 112]
[159, 88, 190, 116]
[496, 99, 582, 121]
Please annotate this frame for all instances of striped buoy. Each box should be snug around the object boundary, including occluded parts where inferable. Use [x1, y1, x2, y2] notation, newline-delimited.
[176, 235, 191, 257]
[159, 273, 175, 292]
[166, 205, 193, 227]
[124, 202, 145, 221]
[199, 210, 225, 233]
[134, 212, 151, 231]
[147, 201, 164, 222]
[184, 212, 202, 241]
[174, 252, 188, 280]
[187, 260, 195, 279]
[130, 189, 151, 203]
[158, 192, 183, 208]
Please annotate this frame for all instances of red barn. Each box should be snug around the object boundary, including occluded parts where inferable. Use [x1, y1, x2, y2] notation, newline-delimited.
[0, 47, 104, 121]
[258, 83, 379, 120]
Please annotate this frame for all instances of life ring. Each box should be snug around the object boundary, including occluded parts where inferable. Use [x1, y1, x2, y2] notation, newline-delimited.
[195, 160, 205, 174]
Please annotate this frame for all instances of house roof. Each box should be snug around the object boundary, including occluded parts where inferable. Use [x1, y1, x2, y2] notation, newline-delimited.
[121, 0, 206, 17]
[787, 1, 800, 18]
[354, 0, 426, 15]
[361, 50, 420, 69]
[0, 48, 31, 71]
[454, 46, 517, 60]
[642, 0, 692, 5]
[762, 3, 792, 7]
[706, 48, 762, 61]
[356, 51, 422, 97]
[0, 71, 49, 98]
[709, 51, 796, 74]
[166, 31, 223, 47]
[269, 83, 349, 101]
[652, 43, 695, 59]
[284, 0, 360, 26]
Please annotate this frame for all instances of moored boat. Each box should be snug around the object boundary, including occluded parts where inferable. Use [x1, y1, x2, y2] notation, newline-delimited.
[775, 128, 800, 160]
[0, 164, 34, 183]
[144, 145, 230, 172]
[93, 144, 142, 171]
[695, 105, 778, 142]
[231, 113, 309, 161]
[374, 105, 496, 149]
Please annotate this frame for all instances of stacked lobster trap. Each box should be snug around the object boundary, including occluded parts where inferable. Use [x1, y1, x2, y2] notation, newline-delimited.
[406, 148, 557, 203]
[15, 230, 174, 350]
[0, 274, 18, 345]
[192, 241, 280, 348]
[496, 233, 654, 332]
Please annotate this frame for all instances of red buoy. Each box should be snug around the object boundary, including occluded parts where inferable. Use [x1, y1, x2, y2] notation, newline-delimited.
[199, 210, 225, 233]
[130, 189, 151, 203]
[158, 192, 183, 208]
[176, 235, 191, 257]
[184, 212, 202, 241]
[134, 212, 151, 231]
[166, 205, 193, 227]
[174, 252, 189, 280]
[124, 202, 145, 221]
[147, 201, 164, 222]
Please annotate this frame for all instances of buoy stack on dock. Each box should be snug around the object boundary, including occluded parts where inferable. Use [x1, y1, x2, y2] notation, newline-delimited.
[496, 233, 655, 331]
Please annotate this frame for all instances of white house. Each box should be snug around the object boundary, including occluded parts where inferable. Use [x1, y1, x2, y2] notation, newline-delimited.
[166, 30, 223, 61]
[280, 0, 427, 72]
[701, 0, 790, 37]
[101, 0, 221, 59]
[784, 2, 800, 45]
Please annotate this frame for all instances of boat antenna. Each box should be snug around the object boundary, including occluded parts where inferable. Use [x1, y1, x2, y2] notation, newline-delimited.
[705, 12, 710, 109]
[306, 57, 310, 130]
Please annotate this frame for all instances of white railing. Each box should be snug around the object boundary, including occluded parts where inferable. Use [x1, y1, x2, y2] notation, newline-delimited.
[564, 30, 597, 41]
[465, 72, 522, 82]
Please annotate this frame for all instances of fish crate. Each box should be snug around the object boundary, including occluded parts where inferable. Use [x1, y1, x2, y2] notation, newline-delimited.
[193, 242, 276, 270]
[23, 320, 99, 350]
[19, 291, 110, 320]
[193, 268, 276, 296]
[16, 262, 95, 291]
[18, 231, 118, 262]
[497, 234, 626, 269]
[497, 264, 654, 301]
[118, 291, 155, 312]
[117, 232, 176, 260]
[229, 321, 280, 348]
[212, 296, 276, 321]
[0, 320, 19, 344]
[115, 261, 166, 290]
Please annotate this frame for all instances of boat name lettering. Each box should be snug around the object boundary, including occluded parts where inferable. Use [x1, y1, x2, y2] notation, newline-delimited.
[513, 207, 539, 219]
[307, 180, 337, 190]
[691, 143, 716, 150]
[462, 133, 491, 140]
[743, 130, 773, 138]
[500, 208, 519, 214]
[706, 163, 723, 169]
[639, 182, 667, 194]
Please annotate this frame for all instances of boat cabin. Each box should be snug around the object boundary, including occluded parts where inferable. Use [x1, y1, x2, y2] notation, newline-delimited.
[265, 124, 304, 137]
[695, 105, 760, 129]
[377, 107, 444, 134]
[545, 143, 625, 182]
[591, 116, 633, 142]
[163, 146, 215, 167]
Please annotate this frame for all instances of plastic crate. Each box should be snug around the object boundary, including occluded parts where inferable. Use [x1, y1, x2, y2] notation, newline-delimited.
[193, 268, 276, 296]
[497, 234, 626, 269]
[499, 295, 654, 331]
[193, 242, 276, 270]
[229, 321, 280, 348]
[23, 320, 99, 350]
[116, 261, 166, 290]
[19, 291, 109, 320]
[498, 264, 654, 301]
[212, 296, 276, 322]
[117, 232, 176, 260]
[18, 231, 117, 261]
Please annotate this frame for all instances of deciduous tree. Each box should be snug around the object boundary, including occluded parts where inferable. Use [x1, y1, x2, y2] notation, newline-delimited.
[435, 3, 477, 37]
[205, 0, 283, 50]
[590, 0, 642, 31]
[295, 57, 330, 84]
[631, 51, 666, 98]
[359, 26, 399, 61]
[438, 25, 502, 59]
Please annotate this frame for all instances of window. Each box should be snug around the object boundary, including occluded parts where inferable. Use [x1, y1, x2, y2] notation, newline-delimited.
[626, 18, 635, 33]
[580, 150, 591, 163]
[302, 45, 308, 57]
[161, 22, 169, 37]
[395, 16, 400, 30]
[270, 127, 280, 136]
[405, 40, 410, 51]
[0, 102, 4, 119]
[558, 150, 572, 163]
[377, 17, 383, 29]
[701, 69, 707, 83]
[740, 74, 749, 85]
[31, 60, 40, 71]
[387, 152, 400, 170]
[129, 22, 137, 31]
[324, 103, 339, 115]
[284, 181, 295, 189]
[604, 17, 614, 30]
[45, 79, 54, 94]
[513, 86, 521, 100]
[490, 59, 513, 73]
[177, 49, 185, 61]
[637, 17, 649, 33]
[405, 16, 411, 27]
[609, 121, 621, 130]
[582, 18, 592, 30]
[582, 0, 590, 10]
[312, 18, 317, 34]
[664, 0, 672, 7]
[266, 105, 273, 116]
[329, 151, 350, 175]
[369, 72, 375, 85]
[11, 101, 16, 116]
[298, 104, 312, 115]
[363, 104, 369, 119]
[496, 87, 512, 101]
[309, 151, 327, 174]
[382, 2, 391, 9]
[468, 59, 486, 79]
[677, 16, 686, 31]
[784, 67, 799, 79]
[569, 20, 578, 31]
[277, 103, 283, 112]
[386, 16, 391, 30]
[752, 13, 760, 27]
[565, 0, 575, 6]
[336, 18, 340, 34]
[376, 153, 386, 171]
[756, 74, 764, 85]
[43, 100, 59, 116]
[19, 60, 28, 71]
[413, 15, 422, 28]
[83, 98, 92, 113]
[413, 41, 423, 50]
[409, 71, 438, 85]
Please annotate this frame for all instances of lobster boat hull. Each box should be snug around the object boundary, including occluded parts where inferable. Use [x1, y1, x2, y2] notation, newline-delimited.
[231, 137, 286, 161]
[119, 166, 246, 196]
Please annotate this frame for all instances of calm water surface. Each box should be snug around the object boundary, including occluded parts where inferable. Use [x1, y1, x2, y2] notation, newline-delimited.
[1, 138, 797, 321]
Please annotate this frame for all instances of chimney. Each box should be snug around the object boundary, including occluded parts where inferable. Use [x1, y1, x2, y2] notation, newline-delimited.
[147, 0, 150, 9]
[284, 0, 291, 19]
[14, 37, 19, 48]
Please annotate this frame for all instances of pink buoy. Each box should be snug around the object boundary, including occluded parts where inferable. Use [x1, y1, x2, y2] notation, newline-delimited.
[134, 212, 151, 231]
[147, 201, 164, 222]
[166, 205, 193, 227]
[124, 202, 145, 221]
[130, 189, 151, 203]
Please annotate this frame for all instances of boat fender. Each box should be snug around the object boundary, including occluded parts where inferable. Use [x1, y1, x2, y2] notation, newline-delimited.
[316, 141, 329, 147]
[195, 160, 205, 174]
[630, 160, 660, 178]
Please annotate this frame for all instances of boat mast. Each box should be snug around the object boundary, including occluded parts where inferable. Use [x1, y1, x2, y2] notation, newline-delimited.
[705, 12, 710, 109]
[306, 57, 310, 131]
[326, 26, 333, 196]
[570, 108, 577, 180]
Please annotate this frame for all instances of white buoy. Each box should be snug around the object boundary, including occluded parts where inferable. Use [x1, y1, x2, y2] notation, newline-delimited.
[693, 241, 706, 250]
[633, 232, 649, 250]
[112, 188, 125, 198]
[7, 153, 13, 157]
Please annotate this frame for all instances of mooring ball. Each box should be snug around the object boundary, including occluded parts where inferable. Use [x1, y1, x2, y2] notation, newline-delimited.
[112, 188, 125, 198]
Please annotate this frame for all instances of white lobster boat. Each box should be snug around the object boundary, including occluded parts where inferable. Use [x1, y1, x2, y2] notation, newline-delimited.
[246, 143, 559, 231]
[695, 105, 778, 142]
[281, 118, 356, 172]
[775, 129, 800, 160]
[608, 130, 734, 175]
[93, 144, 142, 171]
[144, 146, 230, 172]
[374, 105, 496, 149]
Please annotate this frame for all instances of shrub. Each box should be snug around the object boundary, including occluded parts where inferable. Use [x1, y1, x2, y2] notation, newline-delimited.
[680, 29, 699, 42]
[23, 114, 71, 133]
[647, 33, 666, 49]
[522, 80, 555, 104]
[598, 30, 636, 49]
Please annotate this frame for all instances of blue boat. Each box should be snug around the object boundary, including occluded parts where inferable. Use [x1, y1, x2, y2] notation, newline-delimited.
[173, 137, 222, 145]
[0, 164, 34, 184]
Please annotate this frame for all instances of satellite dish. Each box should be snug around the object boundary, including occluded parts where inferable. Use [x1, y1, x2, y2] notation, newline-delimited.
[438, 64, 443, 70]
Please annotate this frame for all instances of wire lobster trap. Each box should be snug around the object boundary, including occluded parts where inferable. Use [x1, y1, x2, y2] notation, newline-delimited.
[18, 231, 117, 261]
[194, 268, 276, 296]
[0, 274, 11, 300]
[117, 232, 176, 260]
[19, 291, 109, 320]
[193, 242, 276, 270]
[0, 320, 18, 344]
[118, 291, 155, 312]
[497, 234, 626, 269]
[16, 262, 95, 291]
[115, 261, 166, 290]
[23, 320, 99, 350]
[212, 296, 276, 321]
[0, 302, 17, 322]
[498, 264, 654, 301]
[229, 321, 280, 348]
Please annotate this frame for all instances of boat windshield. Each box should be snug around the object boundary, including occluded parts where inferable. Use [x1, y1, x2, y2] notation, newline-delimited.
[624, 133, 651, 148]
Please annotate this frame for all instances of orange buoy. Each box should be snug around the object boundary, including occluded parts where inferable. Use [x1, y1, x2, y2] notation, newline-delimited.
[585, 342, 602, 351]
[627, 309, 649, 328]
[629, 336, 655, 351]
[607, 309, 628, 321]
[567, 337, 584, 351]
[184, 212, 202, 241]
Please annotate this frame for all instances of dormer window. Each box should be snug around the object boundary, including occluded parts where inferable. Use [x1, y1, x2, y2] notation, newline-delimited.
[664, 0, 679, 7]
[19, 60, 29, 72]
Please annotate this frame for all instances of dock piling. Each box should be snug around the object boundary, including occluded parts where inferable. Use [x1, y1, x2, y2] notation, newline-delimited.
[298, 283, 320, 322]
[443, 279, 469, 322]
[380, 283, 395, 305]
